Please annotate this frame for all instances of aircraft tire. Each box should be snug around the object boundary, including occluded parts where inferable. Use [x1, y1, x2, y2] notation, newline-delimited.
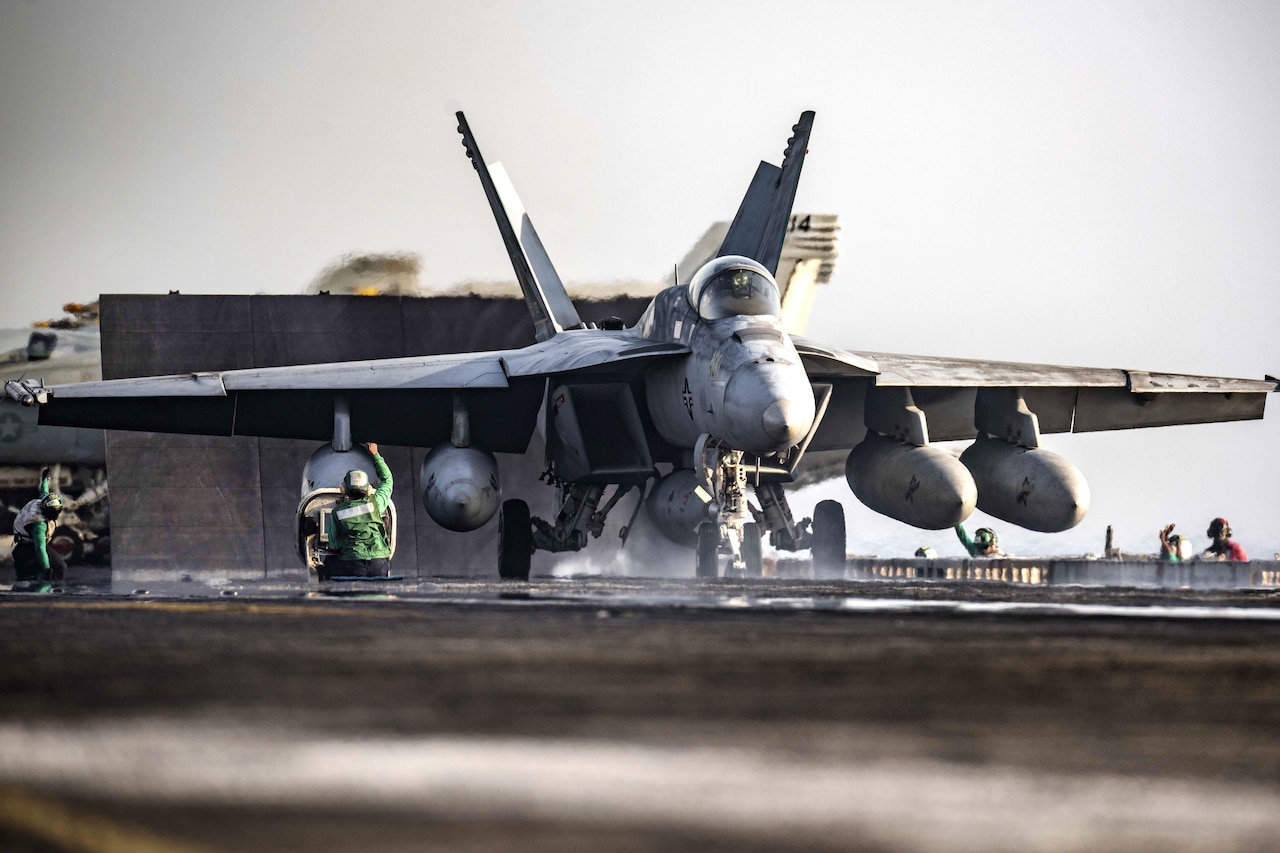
[498, 499, 532, 581]
[695, 522, 719, 579]
[742, 522, 763, 578]
[811, 500, 846, 579]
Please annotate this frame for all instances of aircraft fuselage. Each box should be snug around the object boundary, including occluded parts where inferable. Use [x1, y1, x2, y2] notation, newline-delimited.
[639, 275, 815, 456]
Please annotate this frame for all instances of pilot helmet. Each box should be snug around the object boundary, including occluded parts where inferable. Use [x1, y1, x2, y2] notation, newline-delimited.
[1207, 517, 1231, 540]
[974, 527, 998, 549]
[39, 493, 64, 519]
[342, 469, 373, 497]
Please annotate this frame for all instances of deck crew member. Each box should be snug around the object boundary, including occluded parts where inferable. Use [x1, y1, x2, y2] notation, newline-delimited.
[322, 442, 394, 579]
[1202, 517, 1247, 562]
[13, 467, 66, 583]
[955, 523, 1004, 558]
[1158, 523, 1190, 562]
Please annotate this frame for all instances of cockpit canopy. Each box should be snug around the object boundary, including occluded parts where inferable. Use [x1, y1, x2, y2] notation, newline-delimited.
[686, 256, 781, 321]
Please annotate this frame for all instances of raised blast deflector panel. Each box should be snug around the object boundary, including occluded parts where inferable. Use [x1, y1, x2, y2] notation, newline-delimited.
[645, 469, 712, 548]
[959, 434, 1089, 533]
[420, 444, 500, 532]
[845, 430, 977, 529]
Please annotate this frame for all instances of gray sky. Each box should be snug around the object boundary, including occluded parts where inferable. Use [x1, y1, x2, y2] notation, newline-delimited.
[2, 0, 1277, 557]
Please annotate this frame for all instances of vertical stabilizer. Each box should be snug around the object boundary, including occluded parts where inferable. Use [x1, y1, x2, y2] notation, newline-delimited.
[456, 112, 584, 341]
[717, 111, 816, 275]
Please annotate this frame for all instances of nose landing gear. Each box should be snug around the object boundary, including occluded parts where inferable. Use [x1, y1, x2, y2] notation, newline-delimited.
[695, 520, 764, 578]
[695, 433, 847, 580]
[694, 435, 764, 578]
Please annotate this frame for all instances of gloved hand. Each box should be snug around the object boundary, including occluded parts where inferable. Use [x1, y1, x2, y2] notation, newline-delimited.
[40, 467, 51, 481]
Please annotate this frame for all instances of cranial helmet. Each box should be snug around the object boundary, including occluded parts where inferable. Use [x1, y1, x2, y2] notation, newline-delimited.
[343, 469, 372, 496]
[974, 527, 998, 549]
[1207, 517, 1231, 539]
[39, 494, 64, 518]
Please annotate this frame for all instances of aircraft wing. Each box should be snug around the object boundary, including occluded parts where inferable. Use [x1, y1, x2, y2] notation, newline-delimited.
[791, 336, 880, 377]
[801, 347, 1277, 449]
[30, 332, 688, 453]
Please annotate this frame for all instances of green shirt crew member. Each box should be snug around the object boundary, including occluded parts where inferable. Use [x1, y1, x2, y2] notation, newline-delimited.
[12, 467, 67, 584]
[1158, 524, 1186, 562]
[322, 443, 394, 579]
[955, 523, 1004, 558]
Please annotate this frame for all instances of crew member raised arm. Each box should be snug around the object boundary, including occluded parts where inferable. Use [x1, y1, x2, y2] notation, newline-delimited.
[955, 523, 1004, 558]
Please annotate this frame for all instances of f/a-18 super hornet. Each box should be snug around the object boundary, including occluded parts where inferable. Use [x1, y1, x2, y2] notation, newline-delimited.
[6, 111, 1276, 579]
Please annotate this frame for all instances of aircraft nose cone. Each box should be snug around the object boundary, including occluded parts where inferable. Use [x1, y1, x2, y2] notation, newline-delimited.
[722, 359, 815, 453]
[762, 399, 808, 446]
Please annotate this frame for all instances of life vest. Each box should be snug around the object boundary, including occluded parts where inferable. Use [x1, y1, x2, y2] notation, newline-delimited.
[331, 498, 390, 560]
[13, 499, 55, 542]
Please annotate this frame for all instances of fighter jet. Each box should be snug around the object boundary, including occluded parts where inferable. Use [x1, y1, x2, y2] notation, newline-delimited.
[7, 111, 1276, 579]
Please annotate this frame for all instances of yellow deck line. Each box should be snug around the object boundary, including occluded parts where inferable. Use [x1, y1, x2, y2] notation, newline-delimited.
[0, 787, 210, 853]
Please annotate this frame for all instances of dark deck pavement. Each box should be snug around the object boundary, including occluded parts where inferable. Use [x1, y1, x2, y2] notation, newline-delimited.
[2, 575, 1280, 851]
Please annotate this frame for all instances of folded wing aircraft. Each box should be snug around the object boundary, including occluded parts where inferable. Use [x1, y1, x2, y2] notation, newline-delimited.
[7, 111, 1276, 578]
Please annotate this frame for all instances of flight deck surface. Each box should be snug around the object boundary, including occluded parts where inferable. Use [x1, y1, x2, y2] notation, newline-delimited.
[2, 570, 1279, 851]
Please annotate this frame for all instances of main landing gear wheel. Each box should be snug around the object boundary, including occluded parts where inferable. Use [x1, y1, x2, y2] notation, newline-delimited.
[742, 522, 763, 578]
[811, 500, 846, 580]
[695, 522, 719, 579]
[498, 499, 532, 581]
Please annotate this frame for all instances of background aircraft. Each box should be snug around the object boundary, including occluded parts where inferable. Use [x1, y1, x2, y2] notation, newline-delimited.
[0, 305, 109, 565]
[7, 111, 1274, 578]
